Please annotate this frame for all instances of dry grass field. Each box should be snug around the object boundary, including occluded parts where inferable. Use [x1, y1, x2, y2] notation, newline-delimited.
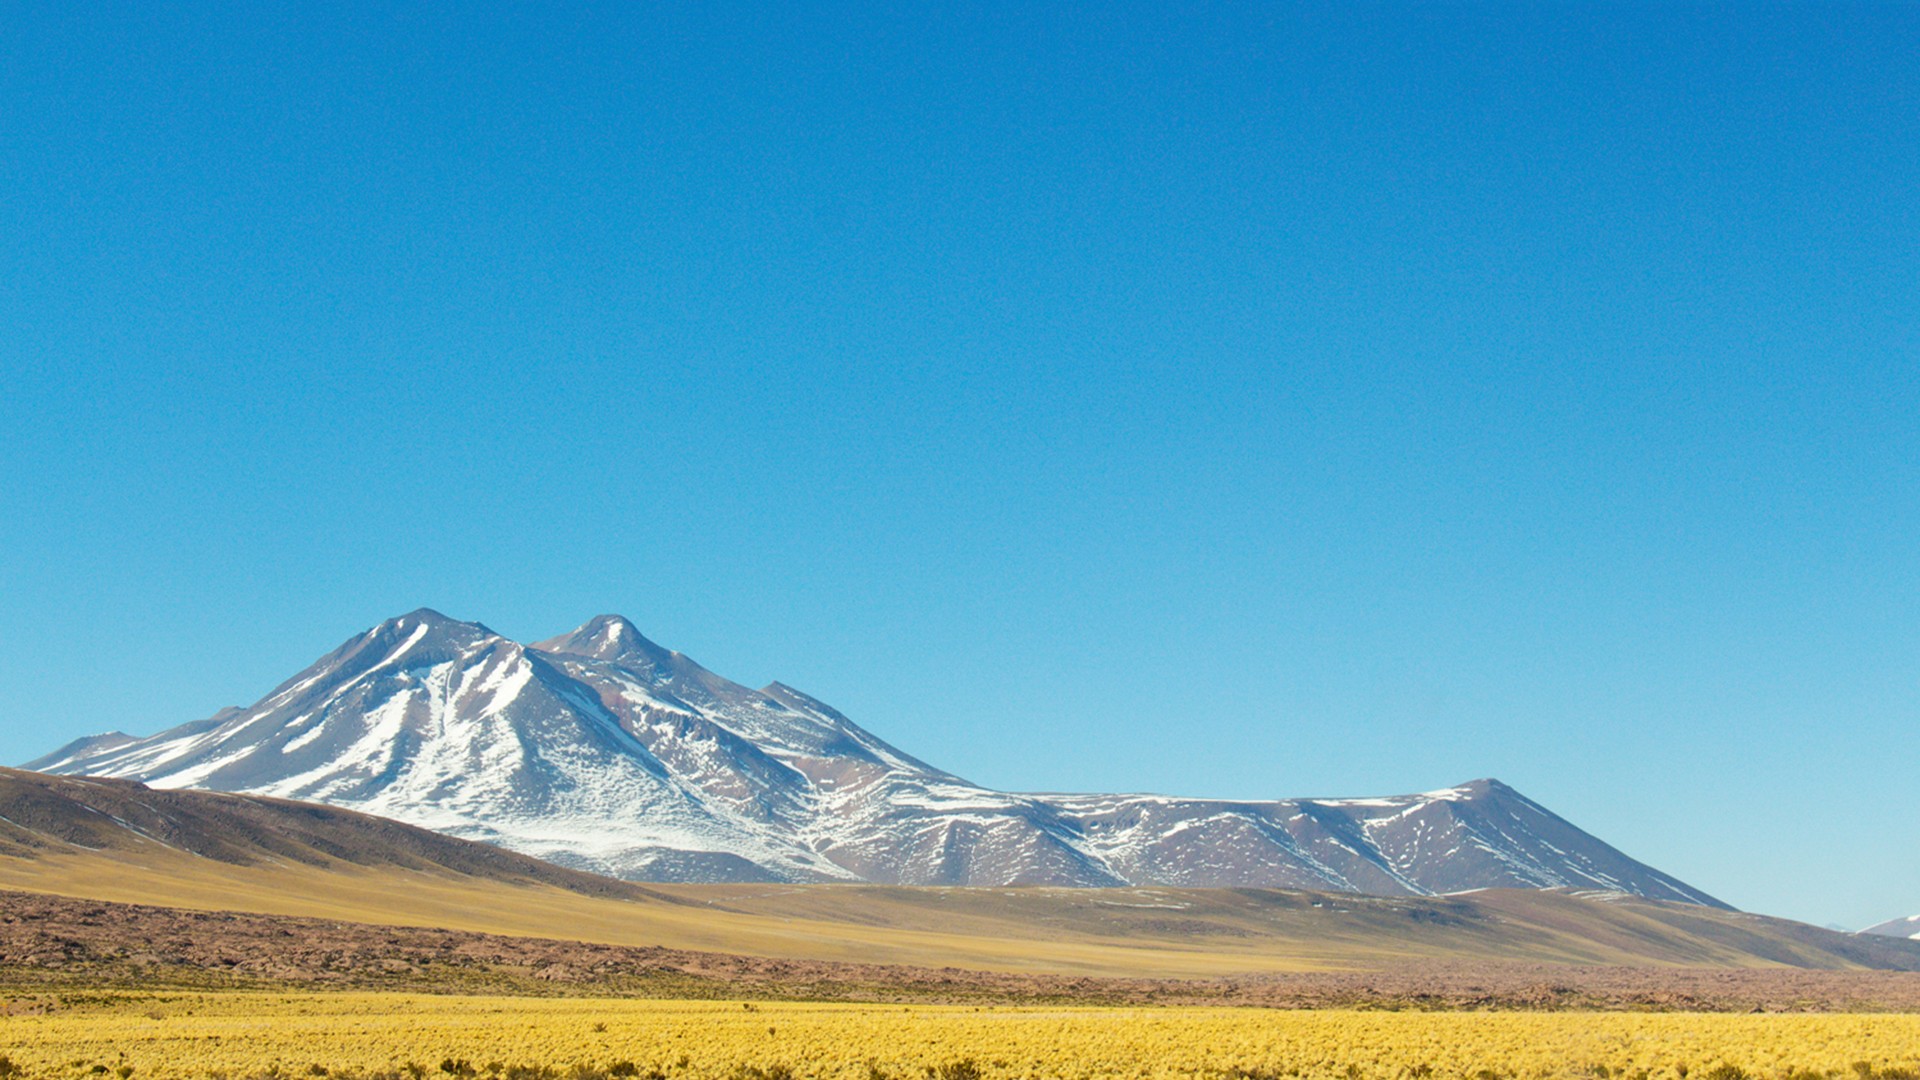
[4, 992, 1920, 1080]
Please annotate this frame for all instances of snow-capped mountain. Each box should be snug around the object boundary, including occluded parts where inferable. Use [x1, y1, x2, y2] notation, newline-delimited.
[1864, 915, 1920, 940]
[25, 609, 1725, 904]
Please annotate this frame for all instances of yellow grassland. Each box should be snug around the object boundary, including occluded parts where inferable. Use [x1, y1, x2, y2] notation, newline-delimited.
[3, 993, 1919, 1080]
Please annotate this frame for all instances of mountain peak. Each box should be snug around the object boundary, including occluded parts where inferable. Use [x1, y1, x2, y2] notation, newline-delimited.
[1450, 777, 1542, 808]
[533, 614, 671, 664]
[361, 608, 503, 659]
[583, 613, 644, 647]
[386, 606, 479, 632]
[1454, 778, 1504, 795]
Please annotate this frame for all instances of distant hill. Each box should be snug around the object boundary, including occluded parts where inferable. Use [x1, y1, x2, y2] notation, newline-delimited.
[27, 607, 1723, 904]
[2, 768, 1915, 977]
[1864, 914, 1920, 940]
[0, 765, 664, 900]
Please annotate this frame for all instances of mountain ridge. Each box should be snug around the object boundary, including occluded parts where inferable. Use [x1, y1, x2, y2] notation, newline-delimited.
[26, 608, 1725, 904]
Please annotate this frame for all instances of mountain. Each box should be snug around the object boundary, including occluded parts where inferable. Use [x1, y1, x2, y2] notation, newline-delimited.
[6, 770, 1917, 979]
[1864, 915, 1920, 940]
[25, 608, 1725, 903]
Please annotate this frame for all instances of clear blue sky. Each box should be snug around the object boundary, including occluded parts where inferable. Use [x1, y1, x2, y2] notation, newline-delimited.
[1, 3, 1913, 930]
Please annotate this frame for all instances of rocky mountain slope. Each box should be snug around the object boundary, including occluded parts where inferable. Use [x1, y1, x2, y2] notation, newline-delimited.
[26, 608, 1725, 903]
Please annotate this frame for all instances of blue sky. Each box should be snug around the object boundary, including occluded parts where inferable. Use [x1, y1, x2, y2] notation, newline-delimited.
[1, 3, 1913, 929]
